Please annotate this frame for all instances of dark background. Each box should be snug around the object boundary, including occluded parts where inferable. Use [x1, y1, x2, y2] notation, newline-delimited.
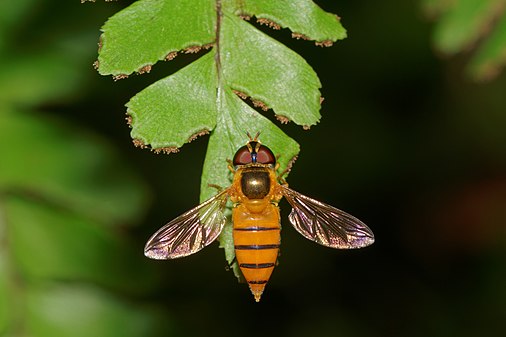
[2, 1, 505, 336]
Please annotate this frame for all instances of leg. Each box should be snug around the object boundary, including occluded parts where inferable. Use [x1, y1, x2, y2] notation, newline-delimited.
[208, 183, 224, 192]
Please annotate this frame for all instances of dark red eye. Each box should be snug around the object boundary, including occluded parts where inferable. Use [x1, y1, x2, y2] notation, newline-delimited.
[232, 142, 276, 166]
[256, 145, 276, 165]
[233, 146, 252, 165]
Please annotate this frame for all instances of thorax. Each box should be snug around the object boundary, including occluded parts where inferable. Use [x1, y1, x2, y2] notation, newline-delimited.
[230, 164, 281, 213]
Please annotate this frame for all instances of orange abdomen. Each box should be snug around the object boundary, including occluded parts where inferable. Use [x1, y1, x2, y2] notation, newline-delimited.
[232, 201, 280, 302]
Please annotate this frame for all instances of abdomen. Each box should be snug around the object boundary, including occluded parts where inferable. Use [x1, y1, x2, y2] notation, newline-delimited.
[232, 202, 280, 302]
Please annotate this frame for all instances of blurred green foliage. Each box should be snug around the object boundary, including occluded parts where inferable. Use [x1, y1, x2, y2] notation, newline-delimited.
[0, 1, 172, 336]
[0, 1, 505, 337]
[423, 0, 506, 81]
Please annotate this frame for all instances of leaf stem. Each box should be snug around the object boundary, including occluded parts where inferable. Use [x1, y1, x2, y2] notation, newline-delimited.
[215, 0, 223, 87]
[215, 0, 228, 138]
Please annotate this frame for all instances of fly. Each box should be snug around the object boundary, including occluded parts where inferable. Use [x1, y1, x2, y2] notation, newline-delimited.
[144, 134, 374, 302]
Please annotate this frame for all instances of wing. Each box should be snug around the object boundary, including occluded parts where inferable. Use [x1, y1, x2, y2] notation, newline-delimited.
[281, 186, 374, 249]
[144, 189, 230, 259]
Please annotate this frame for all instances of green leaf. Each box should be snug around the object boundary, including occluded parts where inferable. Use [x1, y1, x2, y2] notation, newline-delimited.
[234, 0, 347, 43]
[98, 0, 216, 76]
[0, 7, 97, 107]
[432, 0, 498, 55]
[26, 284, 171, 337]
[0, 108, 169, 334]
[423, 0, 506, 80]
[98, 0, 343, 149]
[4, 195, 156, 292]
[468, 13, 506, 80]
[0, 4, 171, 335]
[120, 6, 326, 150]
[97, 0, 344, 280]
[221, 13, 322, 127]
[127, 51, 217, 150]
[0, 52, 87, 107]
[0, 0, 36, 52]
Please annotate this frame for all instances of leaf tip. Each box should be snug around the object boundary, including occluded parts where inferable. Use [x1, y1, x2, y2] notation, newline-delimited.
[184, 46, 202, 54]
[165, 51, 178, 61]
[315, 40, 334, 47]
[292, 32, 335, 47]
[125, 115, 132, 128]
[275, 114, 291, 124]
[113, 74, 129, 81]
[183, 43, 213, 54]
[233, 90, 271, 112]
[187, 129, 210, 143]
[132, 138, 148, 149]
[132, 139, 180, 155]
[152, 147, 180, 155]
[257, 18, 281, 30]
[281, 154, 299, 179]
[233, 89, 248, 100]
[292, 32, 310, 41]
[251, 98, 269, 111]
[137, 65, 152, 75]
[98, 35, 103, 53]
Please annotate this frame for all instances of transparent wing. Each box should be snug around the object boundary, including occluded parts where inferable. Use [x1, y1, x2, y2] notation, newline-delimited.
[144, 189, 229, 259]
[281, 186, 374, 249]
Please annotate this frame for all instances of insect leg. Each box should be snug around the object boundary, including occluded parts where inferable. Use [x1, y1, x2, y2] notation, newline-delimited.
[208, 183, 224, 192]
[226, 159, 236, 174]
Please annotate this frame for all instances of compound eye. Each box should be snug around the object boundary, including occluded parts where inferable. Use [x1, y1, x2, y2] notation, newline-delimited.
[256, 145, 276, 165]
[232, 146, 252, 165]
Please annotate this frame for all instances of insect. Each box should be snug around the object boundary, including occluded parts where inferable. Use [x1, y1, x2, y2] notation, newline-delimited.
[144, 134, 374, 302]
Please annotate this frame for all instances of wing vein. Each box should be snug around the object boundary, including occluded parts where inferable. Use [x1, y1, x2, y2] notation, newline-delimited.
[144, 189, 229, 259]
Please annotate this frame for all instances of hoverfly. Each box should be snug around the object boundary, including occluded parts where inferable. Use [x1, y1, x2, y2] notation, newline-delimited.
[144, 134, 374, 302]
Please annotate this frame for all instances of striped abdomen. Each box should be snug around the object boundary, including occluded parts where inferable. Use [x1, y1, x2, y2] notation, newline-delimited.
[232, 202, 281, 302]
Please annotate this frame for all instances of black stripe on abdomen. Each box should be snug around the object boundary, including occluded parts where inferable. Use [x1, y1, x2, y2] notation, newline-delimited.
[239, 263, 275, 269]
[248, 280, 268, 284]
[234, 244, 280, 250]
[234, 227, 278, 231]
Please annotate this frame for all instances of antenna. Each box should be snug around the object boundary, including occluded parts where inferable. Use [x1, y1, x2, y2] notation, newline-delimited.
[246, 131, 261, 141]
